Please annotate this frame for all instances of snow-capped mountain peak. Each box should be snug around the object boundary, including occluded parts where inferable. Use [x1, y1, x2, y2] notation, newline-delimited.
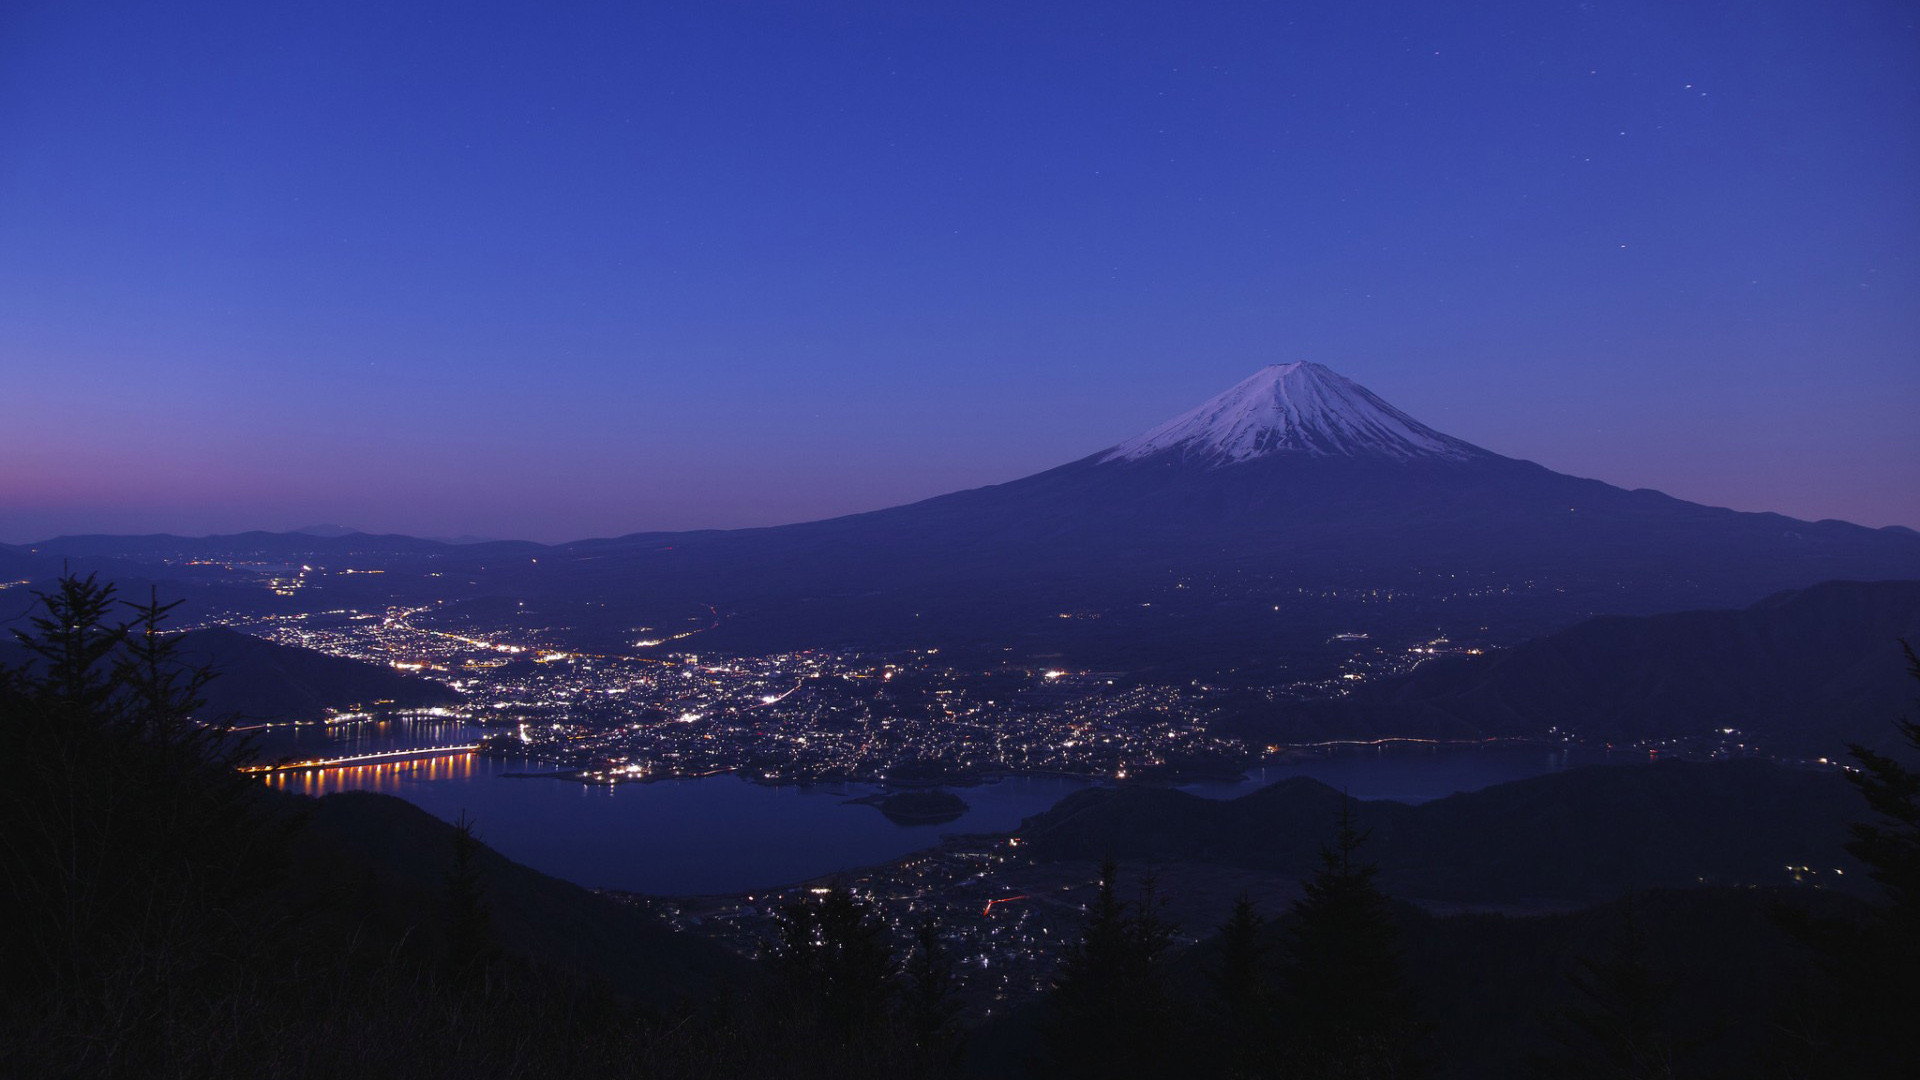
[1101, 363, 1485, 466]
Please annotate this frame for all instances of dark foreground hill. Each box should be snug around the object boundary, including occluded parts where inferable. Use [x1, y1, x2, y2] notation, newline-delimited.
[0, 572, 749, 1079]
[1237, 578, 1920, 755]
[967, 885, 1864, 1080]
[970, 748, 1912, 1077]
[278, 788, 741, 1003]
[1014, 758, 1864, 906]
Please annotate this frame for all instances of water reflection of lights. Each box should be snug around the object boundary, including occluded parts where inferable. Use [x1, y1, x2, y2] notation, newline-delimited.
[267, 752, 476, 796]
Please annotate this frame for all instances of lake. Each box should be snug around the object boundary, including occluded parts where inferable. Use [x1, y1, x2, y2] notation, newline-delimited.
[256, 719, 1609, 895]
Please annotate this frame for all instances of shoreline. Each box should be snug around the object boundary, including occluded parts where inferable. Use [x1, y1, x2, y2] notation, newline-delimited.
[479, 733, 1579, 791]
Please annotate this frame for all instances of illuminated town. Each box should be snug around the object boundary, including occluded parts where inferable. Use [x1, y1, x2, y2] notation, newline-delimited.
[626, 836, 1103, 1021]
[192, 588, 1499, 789]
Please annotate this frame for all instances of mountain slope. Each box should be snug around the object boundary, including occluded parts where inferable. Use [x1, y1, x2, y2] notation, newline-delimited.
[174, 627, 461, 721]
[1013, 758, 1863, 906]
[282, 790, 741, 1002]
[0, 627, 459, 722]
[513, 366, 1920, 674]
[1237, 579, 1920, 754]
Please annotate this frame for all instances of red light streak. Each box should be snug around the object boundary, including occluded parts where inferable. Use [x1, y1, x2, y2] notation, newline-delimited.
[982, 896, 1030, 917]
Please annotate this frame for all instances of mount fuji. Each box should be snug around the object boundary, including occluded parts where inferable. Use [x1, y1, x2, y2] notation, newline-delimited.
[1102, 362, 1484, 465]
[486, 363, 1920, 676]
[32, 364, 1915, 681]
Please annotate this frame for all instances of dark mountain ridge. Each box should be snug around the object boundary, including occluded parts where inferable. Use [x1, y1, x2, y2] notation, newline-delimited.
[282, 789, 739, 1002]
[1013, 758, 1864, 907]
[0, 626, 458, 722]
[24, 529, 542, 561]
[175, 627, 461, 721]
[1238, 578, 1920, 754]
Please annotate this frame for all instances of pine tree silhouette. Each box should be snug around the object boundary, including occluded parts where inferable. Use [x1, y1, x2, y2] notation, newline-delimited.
[902, 918, 963, 1074]
[0, 574, 277, 1076]
[1843, 641, 1920, 921]
[116, 588, 212, 744]
[1541, 897, 1676, 1080]
[770, 882, 895, 1042]
[1777, 639, 1920, 1078]
[1282, 796, 1420, 1078]
[1042, 860, 1180, 1078]
[1212, 891, 1275, 1077]
[442, 811, 496, 991]
[14, 571, 124, 718]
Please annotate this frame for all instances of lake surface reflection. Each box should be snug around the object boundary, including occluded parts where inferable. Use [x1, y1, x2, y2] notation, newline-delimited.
[257, 720, 1606, 895]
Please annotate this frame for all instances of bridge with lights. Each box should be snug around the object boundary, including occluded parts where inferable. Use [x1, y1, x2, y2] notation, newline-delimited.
[242, 743, 480, 774]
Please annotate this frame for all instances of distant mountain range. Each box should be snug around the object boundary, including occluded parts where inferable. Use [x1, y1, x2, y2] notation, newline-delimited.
[12, 364, 1920, 679]
[8, 530, 496, 562]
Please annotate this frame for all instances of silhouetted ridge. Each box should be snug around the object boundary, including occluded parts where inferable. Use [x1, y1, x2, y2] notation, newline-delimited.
[1250, 579, 1920, 754]
[1013, 759, 1862, 906]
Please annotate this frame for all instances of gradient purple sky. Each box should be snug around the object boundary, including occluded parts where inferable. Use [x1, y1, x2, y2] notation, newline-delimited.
[3, 1, 1916, 544]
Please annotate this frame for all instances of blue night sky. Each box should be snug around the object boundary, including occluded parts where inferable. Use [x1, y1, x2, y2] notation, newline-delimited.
[2, 1, 1915, 543]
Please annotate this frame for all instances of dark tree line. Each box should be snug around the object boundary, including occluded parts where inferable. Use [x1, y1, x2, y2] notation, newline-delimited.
[1278, 800, 1422, 1076]
[1536, 898, 1681, 1080]
[1766, 640, 1920, 1080]
[1041, 863, 1181, 1076]
[762, 883, 964, 1075]
[1041, 801, 1421, 1079]
[0, 575, 285, 1076]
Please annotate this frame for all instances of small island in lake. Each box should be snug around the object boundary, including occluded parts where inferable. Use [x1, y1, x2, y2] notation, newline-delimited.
[845, 790, 968, 826]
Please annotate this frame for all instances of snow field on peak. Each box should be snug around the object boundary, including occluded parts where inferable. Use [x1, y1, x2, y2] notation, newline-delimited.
[1102, 363, 1482, 466]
